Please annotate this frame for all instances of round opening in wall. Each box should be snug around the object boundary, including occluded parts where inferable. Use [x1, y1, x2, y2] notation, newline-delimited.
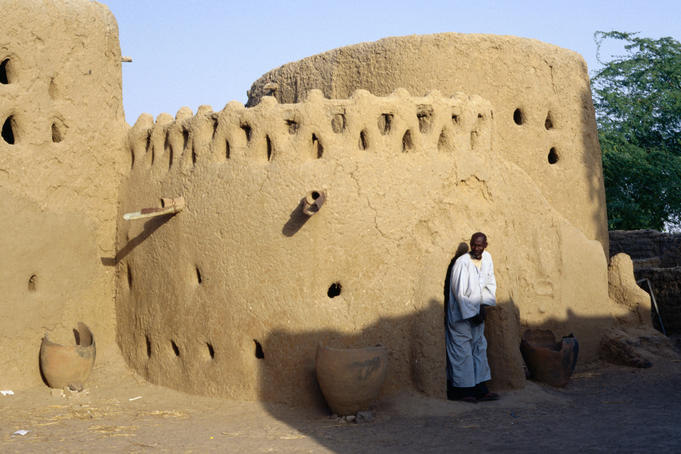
[327, 282, 342, 298]
[548, 147, 559, 164]
[2, 115, 15, 144]
[0, 59, 10, 84]
[513, 108, 524, 125]
[254, 339, 264, 359]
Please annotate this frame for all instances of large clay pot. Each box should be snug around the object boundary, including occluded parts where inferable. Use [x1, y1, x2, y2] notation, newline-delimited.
[40, 322, 96, 389]
[315, 344, 388, 415]
[520, 329, 578, 387]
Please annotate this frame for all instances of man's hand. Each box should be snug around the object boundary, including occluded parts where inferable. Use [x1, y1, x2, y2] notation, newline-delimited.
[468, 306, 486, 326]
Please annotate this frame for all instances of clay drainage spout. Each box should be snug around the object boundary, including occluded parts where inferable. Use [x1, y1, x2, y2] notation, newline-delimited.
[123, 196, 185, 221]
[302, 190, 326, 216]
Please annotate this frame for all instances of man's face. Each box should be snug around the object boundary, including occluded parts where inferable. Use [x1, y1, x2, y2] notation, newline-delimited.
[470, 237, 487, 260]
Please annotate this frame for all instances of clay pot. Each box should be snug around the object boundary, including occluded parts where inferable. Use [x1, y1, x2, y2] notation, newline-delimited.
[520, 329, 578, 387]
[40, 322, 96, 389]
[315, 344, 388, 415]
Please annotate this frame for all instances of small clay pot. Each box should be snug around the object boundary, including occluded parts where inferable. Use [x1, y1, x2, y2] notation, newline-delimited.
[40, 322, 96, 389]
[315, 344, 388, 415]
[520, 329, 578, 387]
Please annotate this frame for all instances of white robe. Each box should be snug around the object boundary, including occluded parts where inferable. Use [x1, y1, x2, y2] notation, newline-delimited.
[446, 251, 497, 387]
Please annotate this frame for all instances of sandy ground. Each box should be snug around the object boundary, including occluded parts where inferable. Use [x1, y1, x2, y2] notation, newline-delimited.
[1, 356, 680, 454]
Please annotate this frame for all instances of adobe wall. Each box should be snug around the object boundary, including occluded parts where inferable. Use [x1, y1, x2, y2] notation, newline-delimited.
[0, 0, 127, 389]
[116, 87, 639, 406]
[247, 34, 608, 254]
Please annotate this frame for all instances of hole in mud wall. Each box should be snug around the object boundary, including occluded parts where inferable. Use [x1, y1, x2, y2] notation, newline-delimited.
[171, 340, 180, 356]
[548, 147, 559, 164]
[146, 335, 152, 358]
[28, 274, 37, 292]
[452, 114, 460, 126]
[2, 115, 15, 144]
[378, 113, 393, 135]
[0, 59, 10, 84]
[126, 263, 133, 288]
[358, 129, 368, 150]
[417, 106, 433, 133]
[129, 145, 135, 169]
[266, 135, 273, 161]
[312, 134, 323, 158]
[545, 112, 554, 130]
[196, 266, 202, 284]
[402, 130, 414, 153]
[164, 132, 173, 170]
[51, 122, 63, 143]
[327, 282, 342, 298]
[311, 190, 320, 200]
[438, 130, 450, 152]
[470, 130, 479, 150]
[241, 123, 252, 142]
[212, 117, 219, 139]
[513, 108, 524, 125]
[182, 128, 189, 150]
[192, 147, 197, 166]
[254, 340, 264, 359]
[207, 343, 215, 359]
[225, 139, 231, 159]
[286, 119, 298, 135]
[331, 113, 346, 133]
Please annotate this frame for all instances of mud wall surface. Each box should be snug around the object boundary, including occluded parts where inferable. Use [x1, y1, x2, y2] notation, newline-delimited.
[116, 85, 638, 406]
[610, 230, 681, 334]
[248, 34, 608, 253]
[0, 0, 126, 389]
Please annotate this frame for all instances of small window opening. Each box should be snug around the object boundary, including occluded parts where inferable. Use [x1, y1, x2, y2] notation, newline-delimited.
[207, 343, 215, 359]
[171, 340, 180, 356]
[328, 282, 342, 298]
[254, 340, 265, 359]
[196, 266, 202, 284]
[417, 106, 433, 133]
[225, 139, 231, 159]
[359, 130, 368, 150]
[51, 123, 64, 143]
[212, 117, 219, 139]
[545, 113, 554, 130]
[513, 108, 524, 125]
[331, 113, 346, 133]
[164, 132, 173, 170]
[378, 113, 393, 135]
[146, 335, 152, 358]
[402, 130, 414, 153]
[241, 123, 252, 142]
[548, 147, 559, 164]
[0, 59, 9, 84]
[312, 133, 323, 158]
[286, 119, 298, 134]
[2, 115, 15, 144]
[127, 263, 133, 288]
[28, 274, 37, 292]
[452, 114, 460, 125]
[182, 128, 189, 150]
[266, 135, 273, 161]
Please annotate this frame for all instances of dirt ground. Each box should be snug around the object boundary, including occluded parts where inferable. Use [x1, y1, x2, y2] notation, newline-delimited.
[2, 354, 680, 454]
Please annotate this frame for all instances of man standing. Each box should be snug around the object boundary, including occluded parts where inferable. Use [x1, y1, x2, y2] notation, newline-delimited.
[446, 232, 499, 402]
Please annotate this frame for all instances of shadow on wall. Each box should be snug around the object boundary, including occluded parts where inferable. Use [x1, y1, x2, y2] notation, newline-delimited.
[256, 307, 651, 454]
[100, 213, 175, 266]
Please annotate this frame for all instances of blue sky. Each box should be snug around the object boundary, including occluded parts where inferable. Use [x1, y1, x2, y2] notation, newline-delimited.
[104, 1, 681, 124]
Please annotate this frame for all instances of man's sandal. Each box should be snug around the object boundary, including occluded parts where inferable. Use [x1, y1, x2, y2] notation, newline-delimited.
[477, 392, 499, 402]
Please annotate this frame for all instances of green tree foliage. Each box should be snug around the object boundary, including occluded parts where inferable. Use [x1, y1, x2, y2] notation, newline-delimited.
[592, 31, 681, 230]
